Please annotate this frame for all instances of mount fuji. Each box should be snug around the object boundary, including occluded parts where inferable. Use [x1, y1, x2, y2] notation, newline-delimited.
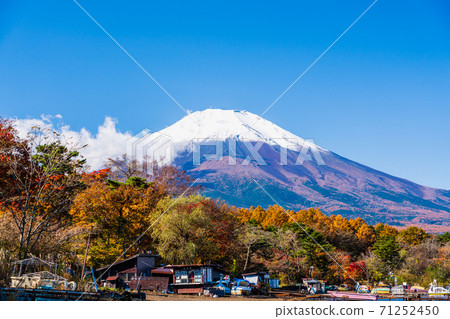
[142, 109, 450, 232]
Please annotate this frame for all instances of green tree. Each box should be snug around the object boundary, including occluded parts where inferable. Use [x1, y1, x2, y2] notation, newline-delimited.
[398, 227, 429, 246]
[373, 235, 401, 272]
[425, 264, 449, 285]
[151, 195, 240, 266]
[282, 223, 335, 277]
[438, 232, 450, 244]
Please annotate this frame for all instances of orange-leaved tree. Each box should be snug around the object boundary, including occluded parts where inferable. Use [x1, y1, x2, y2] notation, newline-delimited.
[70, 175, 167, 268]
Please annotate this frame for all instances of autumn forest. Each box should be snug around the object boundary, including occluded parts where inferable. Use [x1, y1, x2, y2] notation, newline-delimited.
[0, 117, 449, 288]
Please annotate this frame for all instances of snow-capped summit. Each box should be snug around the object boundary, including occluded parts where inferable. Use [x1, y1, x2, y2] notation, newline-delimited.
[137, 108, 450, 233]
[149, 108, 326, 153]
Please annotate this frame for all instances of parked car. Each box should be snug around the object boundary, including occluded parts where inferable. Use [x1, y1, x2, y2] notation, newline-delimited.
[231, 279, 252, 295]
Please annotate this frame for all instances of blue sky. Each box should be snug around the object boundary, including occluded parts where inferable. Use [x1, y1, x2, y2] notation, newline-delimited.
[1, 0, 450, 189]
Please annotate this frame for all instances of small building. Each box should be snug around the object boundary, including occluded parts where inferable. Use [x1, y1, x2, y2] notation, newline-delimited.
[243, 272, 279, 289]
[104, 276, 120, 289]
[302, 278, 326, 294]
[96, 253, 159, 288]
[152, 264, 227, 294]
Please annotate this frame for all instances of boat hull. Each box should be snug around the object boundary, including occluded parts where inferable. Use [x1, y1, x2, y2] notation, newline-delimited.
[372, 288, 390, 294]
[328, 291, 378, 301]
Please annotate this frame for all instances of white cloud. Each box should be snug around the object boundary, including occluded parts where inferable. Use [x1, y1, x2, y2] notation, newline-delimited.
[12, 115, 132, 170]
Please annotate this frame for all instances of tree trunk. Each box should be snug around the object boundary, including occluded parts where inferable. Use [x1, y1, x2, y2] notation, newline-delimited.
[243, 244, 251, 272]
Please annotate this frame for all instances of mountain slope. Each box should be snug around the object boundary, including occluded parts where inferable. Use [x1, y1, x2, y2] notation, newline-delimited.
[145, 109, 450, 232]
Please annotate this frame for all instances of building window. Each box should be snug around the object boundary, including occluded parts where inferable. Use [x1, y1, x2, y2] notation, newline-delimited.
[206, 268, 212, 283]
[194, 269, 202, 283]
[175, 270, 188, 284]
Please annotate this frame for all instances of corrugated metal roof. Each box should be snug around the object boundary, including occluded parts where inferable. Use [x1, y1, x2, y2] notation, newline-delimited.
[151, 267, 174, 275]
[242, 272, 268, 276]
[96, 253, 159, 271]
[106, 276, 118, 281]
[164, 264, 224, 269]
